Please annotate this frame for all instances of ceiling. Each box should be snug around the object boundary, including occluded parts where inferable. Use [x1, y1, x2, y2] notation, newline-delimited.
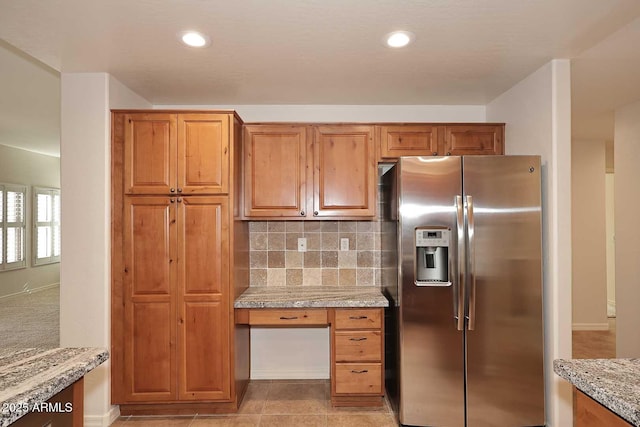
[2, 0, 640, 155]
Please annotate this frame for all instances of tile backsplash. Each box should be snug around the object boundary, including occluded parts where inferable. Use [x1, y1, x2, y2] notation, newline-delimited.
[249, 221, 381, 287]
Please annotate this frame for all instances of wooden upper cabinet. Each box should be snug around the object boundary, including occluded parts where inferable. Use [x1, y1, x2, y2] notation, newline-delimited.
[177, 114, 229, 195]
[376, 123, 505, 160]
[124, 113, 230, 195]
[124, 113, 177, 195]
[443, 124, 504, 156]
[378, 125, 442, 159]
[243, 125, 309, 218]
[314, 125, 376, 218]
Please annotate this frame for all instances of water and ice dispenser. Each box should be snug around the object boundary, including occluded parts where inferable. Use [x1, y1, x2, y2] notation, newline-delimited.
[415, 228, 451, 286]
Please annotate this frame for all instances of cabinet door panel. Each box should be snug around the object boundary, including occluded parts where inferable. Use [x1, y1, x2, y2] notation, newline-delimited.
[378, 125, 442, 159]
[123, 197, 177, 401]
[244, 125, 308, 217]
[180, 197, 228, 295]
[179, 300, 230, 400]
[124, 301, 175, 400]
[177, 196, 231, 400]
[444, 124, 504, 156]
[125, 198, 173, 295]
[124, 114, 176, 194]
[177, 114, 229, 194]
[314, 126, 376, 217]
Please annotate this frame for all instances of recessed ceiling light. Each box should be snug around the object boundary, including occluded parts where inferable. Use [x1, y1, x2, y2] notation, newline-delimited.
[385, 31, 414, 48]
[179, 31, 210, 48]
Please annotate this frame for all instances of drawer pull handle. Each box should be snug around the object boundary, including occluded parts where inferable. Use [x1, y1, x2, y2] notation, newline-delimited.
[279, 316, 299, 320]
[349, 316, 368, 320]
[349, 337, 367, 341]
[351, 369, 369, 374]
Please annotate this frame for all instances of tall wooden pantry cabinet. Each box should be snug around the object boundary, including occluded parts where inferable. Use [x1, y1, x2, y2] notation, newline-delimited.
[111, 111, 249, 415]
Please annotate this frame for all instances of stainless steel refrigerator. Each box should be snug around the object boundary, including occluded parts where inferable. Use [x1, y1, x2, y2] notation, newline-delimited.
[381, 156, 545, 427]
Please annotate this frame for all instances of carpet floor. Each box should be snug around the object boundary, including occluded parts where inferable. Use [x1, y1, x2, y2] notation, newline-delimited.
[0, 286, 60, 348]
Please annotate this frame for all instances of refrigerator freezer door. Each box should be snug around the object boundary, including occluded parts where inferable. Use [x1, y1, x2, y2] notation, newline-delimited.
[397, 157, 465, 427]
[463, 156, 545, 426]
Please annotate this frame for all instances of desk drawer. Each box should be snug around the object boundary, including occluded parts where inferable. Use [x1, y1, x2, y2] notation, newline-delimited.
[334, 308, 382, 330]
[334, 363, 382, 395]
[334, 331, 382, 362]
[248, 309, 328, 326]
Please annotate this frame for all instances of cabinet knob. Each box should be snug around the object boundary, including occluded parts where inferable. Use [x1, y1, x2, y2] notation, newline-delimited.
[432, 152, 438, 156]
[177, 188, 182, 193]
[313, 211, 319, 216]
[177, 198, 182, 203]
[170, 188, 176, 193]
[446, 152, 452, 156]
[300, 210, 305, 216]
[170, 198, 175, 203]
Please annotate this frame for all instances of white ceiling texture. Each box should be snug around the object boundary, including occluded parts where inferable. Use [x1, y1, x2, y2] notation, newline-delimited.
[2, 0, 640, 156]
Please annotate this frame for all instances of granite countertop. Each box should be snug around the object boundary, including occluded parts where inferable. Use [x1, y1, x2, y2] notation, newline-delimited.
[234, 286, 389, 308]
[0, 347, 109, 426]
[554, 358, 640, 426]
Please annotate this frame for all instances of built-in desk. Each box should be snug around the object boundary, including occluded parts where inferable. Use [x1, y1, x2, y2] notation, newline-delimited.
[234, 286, 389, 407]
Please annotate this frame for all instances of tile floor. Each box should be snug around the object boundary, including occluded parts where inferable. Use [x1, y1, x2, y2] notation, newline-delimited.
[111, 380, 398, 426]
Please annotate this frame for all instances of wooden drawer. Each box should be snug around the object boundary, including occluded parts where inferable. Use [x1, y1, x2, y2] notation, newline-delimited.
[334, 363, 382, 395]
[334, 308, 382, 330]
[248, 309, 328, 326]
[334, 331, 382, 362]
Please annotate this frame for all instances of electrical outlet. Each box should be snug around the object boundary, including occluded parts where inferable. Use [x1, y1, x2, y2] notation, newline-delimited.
[340, 238, 350, 251]
[298, 237, 307, 252]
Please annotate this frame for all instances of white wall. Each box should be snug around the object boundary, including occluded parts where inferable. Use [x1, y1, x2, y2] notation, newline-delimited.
[156, 104, 486, 123]
[486, 60, 573, 427]
[571, 139, 608, 330]
[157, 103, 486, 379]
[614, 100, 640, 357]
[60, 73, 150, 427]
[605, 173, 616, 317]
[0, 144, 60, 298]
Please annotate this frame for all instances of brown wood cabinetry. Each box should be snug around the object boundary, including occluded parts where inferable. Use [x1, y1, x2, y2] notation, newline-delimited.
[243, 125, 309, 217]
[377, 123, 504, 160]
[378, 124, 441, 158]
[576, 390, 632, 427]
[330, 308, 384, 406]
[313, 126, 376, 218]
[112, 110, 247, 414]
[444, 124, 504, 156]
[243, 124, 376, 219]
[124, 113, 230, 195]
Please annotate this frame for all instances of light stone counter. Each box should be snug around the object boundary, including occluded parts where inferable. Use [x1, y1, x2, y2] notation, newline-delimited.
[0, 347, 109, 426]
[234, 286, 389, 308]
[554, 358, 640, 426]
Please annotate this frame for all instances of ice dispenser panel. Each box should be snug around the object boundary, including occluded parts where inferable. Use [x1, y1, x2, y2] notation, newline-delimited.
[415, 228, 451, 286]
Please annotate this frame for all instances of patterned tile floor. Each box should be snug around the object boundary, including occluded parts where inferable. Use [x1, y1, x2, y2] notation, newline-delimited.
[112, 380, 398, 426]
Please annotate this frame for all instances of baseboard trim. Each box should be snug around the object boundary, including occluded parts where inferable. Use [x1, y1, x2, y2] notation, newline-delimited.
[0, 282, 59, 301]
[251, 369, 329, 380]
[84, 405, 120, 427]
[572, 322, 609, 331]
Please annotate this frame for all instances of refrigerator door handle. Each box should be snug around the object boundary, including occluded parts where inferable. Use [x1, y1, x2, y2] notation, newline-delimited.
[455, 195, 465, 331]
[466, 195, 477, 330]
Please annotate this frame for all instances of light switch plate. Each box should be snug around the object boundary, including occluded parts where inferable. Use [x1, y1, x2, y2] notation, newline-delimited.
[298, 237, 307, 252]
[340, 238, 350, 251]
